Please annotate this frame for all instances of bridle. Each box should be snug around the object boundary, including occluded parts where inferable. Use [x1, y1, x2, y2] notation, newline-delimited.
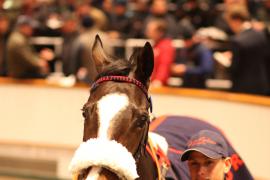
[90, 75, 152, 161]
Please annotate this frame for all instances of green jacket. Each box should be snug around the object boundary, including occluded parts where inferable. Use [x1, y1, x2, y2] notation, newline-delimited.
[7, 31, 41, 78]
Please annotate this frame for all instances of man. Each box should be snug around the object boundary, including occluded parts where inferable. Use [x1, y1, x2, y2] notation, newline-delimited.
[181, 130, 232, 180]
[74, 15, 112, 83]
[60, 14, 79, 78]
[150, 115, 253, 180]
[6, 15, 53, 78]
[145, 18, 175, 87]
[0, 14, 9, 76]
[171, 28, 213, 89]
[225, 5, 269, 95]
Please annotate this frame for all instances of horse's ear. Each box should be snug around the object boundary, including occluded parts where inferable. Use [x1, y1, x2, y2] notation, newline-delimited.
[92, 35, 112, 73]
[129, 42, 154, 86]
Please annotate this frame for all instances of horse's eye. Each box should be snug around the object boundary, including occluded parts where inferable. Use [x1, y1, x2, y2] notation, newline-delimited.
[141, 115, 149, 122]
[136, 115, 149, 128]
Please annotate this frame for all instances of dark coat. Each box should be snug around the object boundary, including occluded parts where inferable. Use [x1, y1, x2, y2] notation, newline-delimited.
[229, 28, 269, 95]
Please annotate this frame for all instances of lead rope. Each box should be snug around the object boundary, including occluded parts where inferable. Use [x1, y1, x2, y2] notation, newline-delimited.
[147, 137, 162, 180]
[72, 173, 79, 180]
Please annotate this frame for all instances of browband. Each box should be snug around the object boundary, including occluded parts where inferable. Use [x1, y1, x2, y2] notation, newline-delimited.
[91, 75, 153, 112]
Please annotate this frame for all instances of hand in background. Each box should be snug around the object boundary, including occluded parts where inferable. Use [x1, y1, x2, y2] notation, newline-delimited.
[213, 51, 232, 67]
[108, 31, 121, 39]
[76, 67, 88, 81]
[38, 59, 49, 75]
[151, 80, 163, 88]
[40, 48, 55, 61]
[170, 64, 187, 76]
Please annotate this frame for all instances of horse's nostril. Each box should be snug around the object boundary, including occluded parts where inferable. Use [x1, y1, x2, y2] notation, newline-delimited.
[77, 167, 91, 180]
[82, 111, 87, 118]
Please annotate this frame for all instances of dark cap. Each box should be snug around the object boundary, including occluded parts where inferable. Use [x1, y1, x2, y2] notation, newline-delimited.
[81, 15, 94, 28]
[178, 20, 196, 40]
[16, 15, 39, 28]
[181, 27, 195, 40]
[181, 130, 228, 161]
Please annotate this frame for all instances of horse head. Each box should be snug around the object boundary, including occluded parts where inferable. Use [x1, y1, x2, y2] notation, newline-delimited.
[69, 35, 154, 180]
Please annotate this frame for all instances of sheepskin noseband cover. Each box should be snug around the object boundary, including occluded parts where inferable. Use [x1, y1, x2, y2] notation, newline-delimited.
[69, 138, 139, 180]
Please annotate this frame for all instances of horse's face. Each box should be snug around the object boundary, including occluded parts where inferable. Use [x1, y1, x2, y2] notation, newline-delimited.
[69, 35, 154, 180]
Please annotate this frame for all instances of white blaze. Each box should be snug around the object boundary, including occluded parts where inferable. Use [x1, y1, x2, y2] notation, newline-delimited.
[85, 93, 129, 179]
[97, 93, 129, 139]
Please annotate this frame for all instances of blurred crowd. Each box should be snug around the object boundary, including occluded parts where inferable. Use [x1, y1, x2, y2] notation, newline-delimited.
[0, 0, 270, 96]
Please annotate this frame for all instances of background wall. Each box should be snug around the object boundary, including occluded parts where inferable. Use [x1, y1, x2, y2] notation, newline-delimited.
[0, 82, 269, 179]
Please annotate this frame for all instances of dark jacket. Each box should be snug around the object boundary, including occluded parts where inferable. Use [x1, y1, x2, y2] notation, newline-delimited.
[229, 28, 269, 95]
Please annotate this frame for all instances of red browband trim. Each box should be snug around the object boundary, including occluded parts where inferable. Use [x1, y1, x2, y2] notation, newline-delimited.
[91, 76, 153, 112]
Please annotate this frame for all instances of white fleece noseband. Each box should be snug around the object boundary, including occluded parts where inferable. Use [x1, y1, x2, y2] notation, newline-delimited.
[69, 138, 138, 180]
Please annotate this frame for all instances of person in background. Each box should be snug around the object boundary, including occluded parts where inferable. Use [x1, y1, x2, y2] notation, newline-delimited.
[74, 15, 112, 83]
[225, 5, 269, 95]
[0, 15, 10, 76]
[171, 28, 213, 89]
[181, 130, 232, 180]
[144, 0, 177, 38]
[145, 18, 175, 87]
[76, 2, 108, 31]
[128, 0, 150, 38]
[6, 15, 54, 78]
[106, 0, 131, 39]
[60, 13, 79, 78]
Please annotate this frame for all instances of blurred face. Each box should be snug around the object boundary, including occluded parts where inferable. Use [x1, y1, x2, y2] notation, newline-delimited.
[61, 19, 77, 34]
[151, 0, 167, 15]
[0, 17, 9, 34]
[184, 38, 194, 48]
[114, 5, 126, 15]
[145, 22, 162, 42]
[19, 25, 33, 36]
[226, 18, 242, 34]
[76, 4, 90, 18]
[188, 151, 231, 180]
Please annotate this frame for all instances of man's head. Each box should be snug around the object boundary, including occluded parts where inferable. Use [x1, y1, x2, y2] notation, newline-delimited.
[145, 18, 167, 43]
[16, 15, 38, 36]
[181, 130, 232, 180]
[179, 24, 196, 48]
[150, 0, 168, 16]
[225, 5, 250, 34]
[0, 15, 9, 35]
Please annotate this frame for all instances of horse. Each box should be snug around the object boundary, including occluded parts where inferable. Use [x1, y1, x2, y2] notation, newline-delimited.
[68, 35, 254, 180]
[69, 35, 158, 180]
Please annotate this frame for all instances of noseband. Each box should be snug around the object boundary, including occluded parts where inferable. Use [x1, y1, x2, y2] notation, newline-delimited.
[91, 75, 152, 161]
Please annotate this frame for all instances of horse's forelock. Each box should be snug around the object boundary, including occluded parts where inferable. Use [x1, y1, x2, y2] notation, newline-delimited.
[95, 59, 132, 80]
